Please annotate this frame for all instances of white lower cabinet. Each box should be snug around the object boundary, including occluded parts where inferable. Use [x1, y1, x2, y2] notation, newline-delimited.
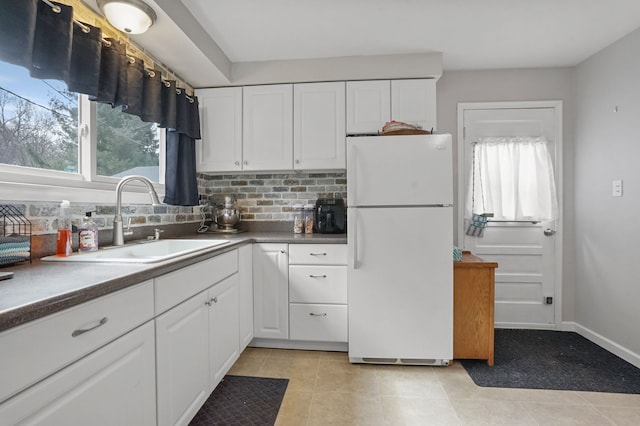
[238, 244, 254, 350]
[288, 244, 348, 344]
[209, 274, 240, 389]
[253, 243, 289, 339]
[156, 273, 240, 426]
[0, 321, 156, 425]
[156, 291, 210, 426]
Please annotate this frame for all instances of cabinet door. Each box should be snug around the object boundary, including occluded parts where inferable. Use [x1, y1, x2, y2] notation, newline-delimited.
[238, 244, 254, 351]
[391, 79, 437, 132]
[156, 292, 210, 426]
[0, 322, 156, 426]
[294, 82, 346, 170]
[196, 87, 243, 172]
[346, 80, 390, 134]
[243, 84, 293, 171]
[253, 243, 289, 339]
[209, 274, 240, 390]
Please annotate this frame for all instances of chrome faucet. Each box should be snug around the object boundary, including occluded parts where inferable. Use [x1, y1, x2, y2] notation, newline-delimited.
[113, 175, 162, 246]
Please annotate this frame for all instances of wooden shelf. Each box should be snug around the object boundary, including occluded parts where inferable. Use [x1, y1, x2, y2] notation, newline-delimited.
[453, 251, 498, 366]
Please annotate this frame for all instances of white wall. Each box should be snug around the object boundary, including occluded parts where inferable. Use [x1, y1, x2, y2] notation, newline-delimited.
[574, 28, 640, 358]
[436, 68, 576, 322]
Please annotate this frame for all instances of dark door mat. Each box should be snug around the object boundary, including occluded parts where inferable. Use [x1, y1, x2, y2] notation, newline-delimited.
[189, 375, 289, 426]
[460, 329, 640, 394]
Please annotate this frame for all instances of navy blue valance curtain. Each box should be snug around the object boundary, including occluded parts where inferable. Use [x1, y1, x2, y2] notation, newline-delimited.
[0, 0, 201, 206]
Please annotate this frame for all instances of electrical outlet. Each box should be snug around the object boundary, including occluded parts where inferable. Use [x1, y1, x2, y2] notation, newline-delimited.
[612, 180, 623, 197]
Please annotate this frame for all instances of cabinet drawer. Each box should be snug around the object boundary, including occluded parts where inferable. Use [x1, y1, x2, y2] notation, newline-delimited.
[288, 244, 347, 265]
[289, 266, 347, 304]
[289, 303, 347, 342]
[155, 250, 238, 314]
[0, 280, 154, 404]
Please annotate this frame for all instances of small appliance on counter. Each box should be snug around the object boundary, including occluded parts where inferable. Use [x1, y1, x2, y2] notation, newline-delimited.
[314, 198, 347, 234]
[199, 195, 245, 234]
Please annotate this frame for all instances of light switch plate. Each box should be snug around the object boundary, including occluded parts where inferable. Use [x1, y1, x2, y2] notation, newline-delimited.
[612, 179, 623, 197]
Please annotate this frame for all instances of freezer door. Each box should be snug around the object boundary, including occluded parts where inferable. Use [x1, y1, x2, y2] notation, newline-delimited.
[347, 134, 453, 206]
[348, 206, 453, 360]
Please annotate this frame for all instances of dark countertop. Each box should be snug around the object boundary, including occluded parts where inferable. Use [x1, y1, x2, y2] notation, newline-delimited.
[0, 232, 347, 333]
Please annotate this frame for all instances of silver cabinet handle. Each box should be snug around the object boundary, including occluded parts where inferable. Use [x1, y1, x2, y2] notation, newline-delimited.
[212, 297, 218, 304]
[280, 249, 286, 254]
[309, 274, 327, 278]
[72, 317, 108, 337]
[205, 297, 218, 307]
[309, 313, 327, 317]
[234, 161, 240, 166]
[309, 252, 327, 256]
[243, 160, 248, 165]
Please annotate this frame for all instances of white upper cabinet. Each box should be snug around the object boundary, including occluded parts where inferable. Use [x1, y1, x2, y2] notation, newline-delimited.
[346, 80, 391, 134]
[391, 79, 437, 132]
[196, 87, 243, 172]
[242, 84, 293, 171]
[347, 79, 437, 134]
[293, 82, 346, 170]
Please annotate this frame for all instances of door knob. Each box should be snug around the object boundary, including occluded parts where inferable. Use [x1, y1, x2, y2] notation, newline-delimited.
[544, 228, 556, 236]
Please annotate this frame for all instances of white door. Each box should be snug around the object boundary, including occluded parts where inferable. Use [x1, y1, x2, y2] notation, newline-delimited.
[459, 102, 562, 328]
[242, 84, 293, 171]
[195, 87, 243, 172]
[346, 80, 390, 134]
[293, 82, 346, 170]
[156, 292, 210, 426]
[347, 135, 453, 206]
[209, 274, 240, 391]
[252, 243, 289, 339]
[0, 323, 156, 426]
[391, 79, 437, 132]
[348, 206, 453, 360]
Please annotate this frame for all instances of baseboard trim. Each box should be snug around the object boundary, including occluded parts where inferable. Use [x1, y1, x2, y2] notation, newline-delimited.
[250, 338, 348, 352]
[571, 323, 640, 369]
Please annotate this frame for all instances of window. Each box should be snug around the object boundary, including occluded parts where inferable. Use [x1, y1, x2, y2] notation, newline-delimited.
[0, 60, 165, 203]
[0, 61, 79, 173]
[96, 103, 160, 181]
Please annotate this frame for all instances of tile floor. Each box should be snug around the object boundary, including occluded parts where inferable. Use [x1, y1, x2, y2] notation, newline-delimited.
[228, 347, 640, 426]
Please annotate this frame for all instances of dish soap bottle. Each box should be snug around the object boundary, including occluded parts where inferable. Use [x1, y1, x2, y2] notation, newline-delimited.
[78, 212, 99, 252]
[56, 200, 73, 256]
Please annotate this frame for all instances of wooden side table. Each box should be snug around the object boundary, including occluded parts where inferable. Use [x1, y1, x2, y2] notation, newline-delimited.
[453, 251, 498, 366]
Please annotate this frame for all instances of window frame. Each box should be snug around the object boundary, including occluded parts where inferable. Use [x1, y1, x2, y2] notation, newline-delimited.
[0, 94, 166, 204]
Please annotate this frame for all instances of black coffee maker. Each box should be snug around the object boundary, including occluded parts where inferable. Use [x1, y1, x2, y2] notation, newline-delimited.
[314, 198, 347, 234]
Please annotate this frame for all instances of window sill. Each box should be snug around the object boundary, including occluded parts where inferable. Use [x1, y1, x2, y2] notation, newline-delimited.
[0, 167, 165, 205]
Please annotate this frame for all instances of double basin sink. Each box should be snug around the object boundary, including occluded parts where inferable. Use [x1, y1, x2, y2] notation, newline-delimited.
[42, 239, 231, 264]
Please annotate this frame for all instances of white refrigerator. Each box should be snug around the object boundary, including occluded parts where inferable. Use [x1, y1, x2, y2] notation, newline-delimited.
[347, 134, 453, 365]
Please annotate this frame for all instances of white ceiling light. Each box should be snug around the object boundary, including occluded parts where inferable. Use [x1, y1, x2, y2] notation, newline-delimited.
[97, 0, 157, 34]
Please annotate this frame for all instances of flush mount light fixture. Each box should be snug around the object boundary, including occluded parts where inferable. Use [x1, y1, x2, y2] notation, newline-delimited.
[97, 0, 157, 34]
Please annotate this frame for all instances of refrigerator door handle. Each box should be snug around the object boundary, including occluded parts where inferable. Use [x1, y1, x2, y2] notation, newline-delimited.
[350, 209, 359, 269]
[348, 143, 357, 204]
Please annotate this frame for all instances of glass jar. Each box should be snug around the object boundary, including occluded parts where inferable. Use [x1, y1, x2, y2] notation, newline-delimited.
[304, 204, 315, 234]
[292, 204, 304, 234]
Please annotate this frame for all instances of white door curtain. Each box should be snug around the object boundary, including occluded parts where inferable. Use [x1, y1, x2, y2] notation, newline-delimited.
[466, 136, 558, 222]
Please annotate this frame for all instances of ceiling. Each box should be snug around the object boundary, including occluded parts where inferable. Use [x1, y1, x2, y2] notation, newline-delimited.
[110, 0, 640, 87]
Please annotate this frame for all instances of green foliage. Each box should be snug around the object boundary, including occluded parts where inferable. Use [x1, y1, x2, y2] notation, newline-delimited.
[95, 103, 159, 176]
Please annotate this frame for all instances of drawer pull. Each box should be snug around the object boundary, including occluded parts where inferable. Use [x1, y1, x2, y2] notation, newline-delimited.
[72, 317, 108, 337]
[309, 312, 327, 317]
[309, 274, 327, 278]
[309, 252, 327, 256]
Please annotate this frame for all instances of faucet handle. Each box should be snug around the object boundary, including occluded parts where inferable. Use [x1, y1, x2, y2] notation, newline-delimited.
[153, 228, 164, 240]
[123, 217, 133, 237]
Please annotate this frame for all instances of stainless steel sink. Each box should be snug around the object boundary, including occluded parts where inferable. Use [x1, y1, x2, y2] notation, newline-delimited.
[42, 239, 230, 263]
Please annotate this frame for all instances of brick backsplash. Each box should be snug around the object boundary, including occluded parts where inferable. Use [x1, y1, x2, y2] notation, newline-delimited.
[1, 202, 202, 236]
[0, 172, 346, 237]
[197, 172, 347, 221]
